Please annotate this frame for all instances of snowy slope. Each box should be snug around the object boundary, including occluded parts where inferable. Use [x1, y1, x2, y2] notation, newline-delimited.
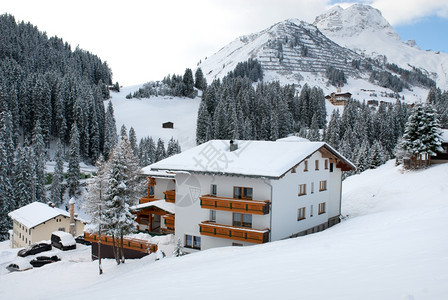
[314, 4, 448, 89]
[1, 161, 447, 299]
[109, 85, 200, 151]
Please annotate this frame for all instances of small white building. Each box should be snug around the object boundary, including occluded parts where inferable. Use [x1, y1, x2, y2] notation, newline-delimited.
[148, 138, 355, 252]
[8, 202, 85, 248]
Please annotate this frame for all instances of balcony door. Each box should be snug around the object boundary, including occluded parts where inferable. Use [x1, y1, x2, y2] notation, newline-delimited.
[234, 187, 253, 200]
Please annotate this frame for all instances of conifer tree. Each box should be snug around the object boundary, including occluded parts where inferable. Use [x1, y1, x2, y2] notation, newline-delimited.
[104, 101, 118, 159]
[129, 127, 138, 157]
[32, 121, 47, 203]
[67, 122, 81, 198]
[194, 68, 205, 90]
[155, 138, 166, 162]
[51, 140, 65, 206]
[400, 104, 442, 159]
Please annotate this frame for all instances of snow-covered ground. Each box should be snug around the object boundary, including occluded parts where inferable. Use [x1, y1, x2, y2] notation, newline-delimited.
[1, 161, 447, 299]
[109, 85, 201, 151]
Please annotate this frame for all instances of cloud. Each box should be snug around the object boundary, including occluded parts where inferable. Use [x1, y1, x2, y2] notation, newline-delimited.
[370, 0, 448, 25]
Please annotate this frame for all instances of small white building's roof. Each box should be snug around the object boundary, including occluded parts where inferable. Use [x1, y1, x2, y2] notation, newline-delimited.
[8, 202, 70, 229]
[131, 199, 175, 214]
[149, 139, 355, 178]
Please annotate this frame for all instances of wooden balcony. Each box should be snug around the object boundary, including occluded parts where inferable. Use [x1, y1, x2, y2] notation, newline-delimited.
[140, 196, 155, 204]
[199, 221, 270, 244]
[164, 190, 175, 203]
[84, 232, 157, 254]
[162, 214, 175, 230]
[200, 194, 270, 215]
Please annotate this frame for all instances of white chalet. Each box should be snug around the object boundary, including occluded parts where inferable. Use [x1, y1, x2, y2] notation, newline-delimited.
[144, 138, 355, 252]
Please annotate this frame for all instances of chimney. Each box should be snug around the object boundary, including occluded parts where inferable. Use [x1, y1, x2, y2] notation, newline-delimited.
[47, 201, 55, 208]
[230, 140, 238, 152]
[69, 197, 76, 237]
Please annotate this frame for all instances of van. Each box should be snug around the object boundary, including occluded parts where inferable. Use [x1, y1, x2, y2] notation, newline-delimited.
[51, 231, 76, 251]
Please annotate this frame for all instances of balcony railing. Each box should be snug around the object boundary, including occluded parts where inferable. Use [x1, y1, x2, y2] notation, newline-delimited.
[162, 214, 175, 230]
[84, 232, 157, 254]
[164, 190, 176, 203]
[140, 196, 155, 204]
[199, 221, 269, 244]
[200, 194, 270, 215]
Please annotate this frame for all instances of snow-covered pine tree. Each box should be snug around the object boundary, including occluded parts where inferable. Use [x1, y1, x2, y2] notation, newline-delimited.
[13, 144, 36, 208]
[103, 101, 118, 159]
[128, 127, 138, 157]
[83, 156, 107, 229]
[0, 111, 15, 240]
[183, 68, 195, 97]
[369, 140, 386, 169]
[102, 136, 140, 264]
[194, 68, 205, 90]
[67, 122, 81, 197]
[155, 138, 166, 162]
[196, 100, 211, 145]
[51, 140, 64, 206]
[32, 121, 47, 203]
[120, 124, 128, 140]
[399, 104, 442, 167]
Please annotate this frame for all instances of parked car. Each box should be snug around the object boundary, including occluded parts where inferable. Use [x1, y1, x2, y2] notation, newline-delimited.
[17, 242, 52, 257]
[51, 231, 76, 251]
[75, 235, 92, 246]
[30, 255, 60, 268]
[6, 261, 33, 272]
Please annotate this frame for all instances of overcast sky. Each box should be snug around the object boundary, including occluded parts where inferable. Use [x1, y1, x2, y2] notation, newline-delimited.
[1, 0, 448, 86]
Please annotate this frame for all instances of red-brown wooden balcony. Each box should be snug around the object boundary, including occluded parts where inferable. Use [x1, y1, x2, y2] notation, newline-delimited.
[162, 214, 175, 231]
[140, 196, 155, 204]
[200, 194, 270, 215]
[199, 221, 270, 244]
[84, 232, 157, 254]
[164, 190, 176, 203]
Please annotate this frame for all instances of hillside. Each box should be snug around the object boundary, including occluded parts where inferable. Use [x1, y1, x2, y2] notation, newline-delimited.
[1, 161, 447, 299]
[109, 85, 200, 151]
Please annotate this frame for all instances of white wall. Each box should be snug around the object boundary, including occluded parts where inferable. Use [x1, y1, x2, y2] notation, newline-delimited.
[174, 173, 271, 251]
[328, 165, 342, 219]
[271, 151, 333, 241]
[152, 177, 175, 200]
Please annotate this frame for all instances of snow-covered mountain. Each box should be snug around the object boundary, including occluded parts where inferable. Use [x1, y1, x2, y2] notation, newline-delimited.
[198, 4, 447, 104]
[314, 4, 448, 89]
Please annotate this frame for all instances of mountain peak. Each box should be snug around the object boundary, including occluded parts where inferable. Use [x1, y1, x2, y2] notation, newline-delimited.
[314, 4, 400, 41]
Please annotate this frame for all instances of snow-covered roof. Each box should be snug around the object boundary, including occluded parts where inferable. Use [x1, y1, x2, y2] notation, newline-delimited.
[8, 202, 70, 229]
[140, 168, 176, 178]
[149, 139, 355, 178]
[130, 199, 175, 214]
[440, 129, 448, 143]
[276, 136, 310, 143]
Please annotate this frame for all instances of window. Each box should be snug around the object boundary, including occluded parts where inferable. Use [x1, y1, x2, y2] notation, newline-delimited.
[304, 160, 308, 172]
[210, 184, 217, 196]
[298, 184, 306, 196]
[209, 210, 216, 223]
[311, 182, 314, 194]
[315, 160, 319, 170]
[58, 227, 65, 232]
[297, 207, 306, 221]
[324, 160, 328, 170]
[232, 243, 243, 246]
[330, 163, 334, 173]
[233, 213, 252, 228]
[234, 187, 253, 200]
[310, 205, 314, 217]
[149, 186, 155, 197]
[318, 203, 326, 215]
[319, 180, 327, 191]
[185, 235, 201, 250]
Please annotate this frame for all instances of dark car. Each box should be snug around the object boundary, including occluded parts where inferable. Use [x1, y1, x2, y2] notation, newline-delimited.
[30, 255, 60, 268]
[75, 235, 92, 246]
[17, 242, 52, 257]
